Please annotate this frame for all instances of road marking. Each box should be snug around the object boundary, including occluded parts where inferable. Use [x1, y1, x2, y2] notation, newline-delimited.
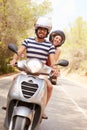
[0, 76, 11, 80]
[0, 75, 16, 81]
[60, 87, 87, 119]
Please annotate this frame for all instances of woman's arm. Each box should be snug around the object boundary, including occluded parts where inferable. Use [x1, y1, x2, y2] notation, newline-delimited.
[49, 53, 60, 77]
[55, 48, 61, 61]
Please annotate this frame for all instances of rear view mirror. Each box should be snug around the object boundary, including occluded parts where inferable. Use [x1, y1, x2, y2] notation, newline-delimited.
[8, 43, 18, 55]
[56, 59, 69, 67]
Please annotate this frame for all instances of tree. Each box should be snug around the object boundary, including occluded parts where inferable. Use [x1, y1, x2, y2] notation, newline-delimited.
[0, 0, 52, 74]
[61, 17, 87, 74]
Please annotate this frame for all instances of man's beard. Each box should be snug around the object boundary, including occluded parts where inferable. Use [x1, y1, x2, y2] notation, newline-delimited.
[36, 33, 47, 39]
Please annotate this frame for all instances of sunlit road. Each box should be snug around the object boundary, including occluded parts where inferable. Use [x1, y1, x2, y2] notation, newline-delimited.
[0, 75, 87, 130]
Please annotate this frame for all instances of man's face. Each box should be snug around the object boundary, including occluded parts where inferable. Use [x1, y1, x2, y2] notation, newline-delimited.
[36, 27, 48, 39]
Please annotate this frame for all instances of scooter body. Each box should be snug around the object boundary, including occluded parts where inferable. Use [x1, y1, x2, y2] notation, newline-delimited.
[4, 73, 47, 130]
[4, 43, 69, 130]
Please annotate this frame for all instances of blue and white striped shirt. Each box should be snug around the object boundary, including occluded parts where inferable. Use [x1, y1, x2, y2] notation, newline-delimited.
[22, 38, 55, 64]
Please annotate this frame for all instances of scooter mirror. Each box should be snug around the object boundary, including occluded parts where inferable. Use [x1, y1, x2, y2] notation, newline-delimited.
[8, 43, 18, 55]
[56, 59, 69, 67]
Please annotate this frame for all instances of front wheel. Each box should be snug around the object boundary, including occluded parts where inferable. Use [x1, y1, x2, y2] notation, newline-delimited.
[13, 116, 30, 130]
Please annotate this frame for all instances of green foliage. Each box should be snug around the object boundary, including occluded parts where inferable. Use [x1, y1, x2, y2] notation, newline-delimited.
[61, 17, 87, 74]
[0, 0, 52, 74]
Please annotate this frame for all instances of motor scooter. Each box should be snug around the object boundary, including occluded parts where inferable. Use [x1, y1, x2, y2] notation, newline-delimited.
[4, 43, 69, 130]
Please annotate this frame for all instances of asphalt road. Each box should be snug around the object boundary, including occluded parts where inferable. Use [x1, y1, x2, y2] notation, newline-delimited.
[0, 75, 87, 130]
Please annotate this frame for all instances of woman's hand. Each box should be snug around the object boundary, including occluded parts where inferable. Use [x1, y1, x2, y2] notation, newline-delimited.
[51, 65, 60, 77]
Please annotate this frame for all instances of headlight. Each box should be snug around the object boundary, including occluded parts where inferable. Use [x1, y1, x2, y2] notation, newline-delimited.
[26, 58, 43, 73]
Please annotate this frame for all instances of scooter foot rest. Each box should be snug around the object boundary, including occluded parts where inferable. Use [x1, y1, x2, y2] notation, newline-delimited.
[42, 116, 48, 119]
[2, 106, 6, 110]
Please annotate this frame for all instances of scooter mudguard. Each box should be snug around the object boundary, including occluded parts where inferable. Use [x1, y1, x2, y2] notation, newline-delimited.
[13, 106, 33, 120]
[4, 106, 33, 129]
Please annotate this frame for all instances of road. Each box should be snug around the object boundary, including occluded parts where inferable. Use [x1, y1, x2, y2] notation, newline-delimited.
[0, 74, 87, 130]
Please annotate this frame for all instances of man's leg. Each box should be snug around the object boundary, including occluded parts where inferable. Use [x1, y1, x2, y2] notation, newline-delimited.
[46, 79, 53, 105]
[42, 79, 53, 119]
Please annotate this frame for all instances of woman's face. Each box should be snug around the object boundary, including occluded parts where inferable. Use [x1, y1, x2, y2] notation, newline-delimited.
[53, 35, 62, 47]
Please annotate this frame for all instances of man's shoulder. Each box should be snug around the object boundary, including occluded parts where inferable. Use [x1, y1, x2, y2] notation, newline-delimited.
[23, 37, 36, 43]
[25, 37, 35, 41]
[45, 39, 53, 44]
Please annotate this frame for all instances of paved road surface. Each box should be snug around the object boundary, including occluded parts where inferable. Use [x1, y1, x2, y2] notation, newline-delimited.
[0, 75, 87, 130]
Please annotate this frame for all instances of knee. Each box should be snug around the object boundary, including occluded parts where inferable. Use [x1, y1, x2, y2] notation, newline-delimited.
[50, 84, 53, 91]
[45, 79, 53, 92]
[48, 84, 53, 92]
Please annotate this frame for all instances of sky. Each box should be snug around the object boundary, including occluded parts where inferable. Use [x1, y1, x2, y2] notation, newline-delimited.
[32, 0, 87, 30]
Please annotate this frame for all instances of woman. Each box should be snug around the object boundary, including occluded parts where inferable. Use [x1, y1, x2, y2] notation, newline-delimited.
[47, 30, 66, 84]
[47, 30, 66, 66]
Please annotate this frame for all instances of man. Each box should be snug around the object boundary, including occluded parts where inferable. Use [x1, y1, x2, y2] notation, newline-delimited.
[10, 17, 59, 119]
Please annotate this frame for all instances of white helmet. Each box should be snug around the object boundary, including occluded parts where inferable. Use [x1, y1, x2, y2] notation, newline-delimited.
[35, 17, 52, 33]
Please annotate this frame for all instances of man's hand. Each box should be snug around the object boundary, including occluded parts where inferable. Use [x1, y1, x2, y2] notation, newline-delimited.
[10, 59, 17, 67]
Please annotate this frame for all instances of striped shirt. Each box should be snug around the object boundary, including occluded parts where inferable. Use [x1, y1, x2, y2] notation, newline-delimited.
[22, 38, 55, 64]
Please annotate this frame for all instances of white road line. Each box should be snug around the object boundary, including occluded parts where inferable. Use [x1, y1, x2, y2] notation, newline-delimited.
[0, 76, 11, 80]
[0, 75, 16, 81]
[61, 87, 87, 119]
